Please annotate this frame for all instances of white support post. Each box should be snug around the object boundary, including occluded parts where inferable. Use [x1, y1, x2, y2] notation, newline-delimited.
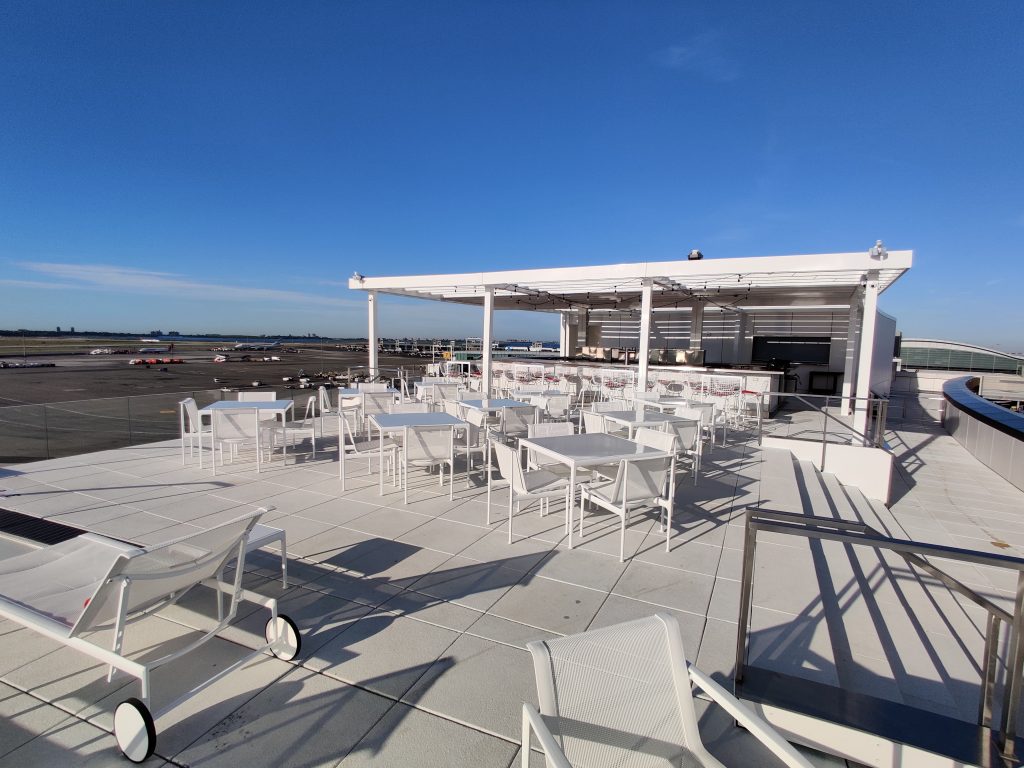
[559, 312, 570, 357]
[482, 287, 494, 397]
[690, 303, 704, 350]
[841, 300, 861, 416]
[852, 278, 878, 441]
[367, 290, 379, 378]
[732, 310, 749, 364]
[638, 281, 653, 391]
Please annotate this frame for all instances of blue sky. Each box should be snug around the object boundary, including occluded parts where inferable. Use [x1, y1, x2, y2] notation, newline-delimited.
[1, 1, 1022, 348]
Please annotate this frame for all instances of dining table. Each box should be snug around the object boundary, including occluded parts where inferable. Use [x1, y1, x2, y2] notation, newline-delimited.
[199, 399, 294, 468]
[517, 432, 674, 548]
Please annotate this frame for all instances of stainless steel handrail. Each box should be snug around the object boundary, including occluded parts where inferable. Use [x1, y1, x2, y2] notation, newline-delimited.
[757, 391, 890, 463]
[735, 508, 1024, 758]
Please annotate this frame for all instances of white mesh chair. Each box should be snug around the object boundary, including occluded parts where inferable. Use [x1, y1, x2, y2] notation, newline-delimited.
[675, 405, 715, 455]
[0, 510, 300, 763]
[362, 391, 396, 432]
[211, 408, 272, 475]
[238, 391, 277, 401]
[589, 402, 629, 436]
[580, 453, 674, 561]
[264, 395, 318, 459]
[500, 405, 536, 438]
[666, 418, 702, 485]
[434, 383, 462, 402]
[358, 382, 391, 392]
[523, 613, 815, 768]
[491, 441, 569, 543]
[401, 425, 455, 505]
[581, 411, 607, 435]
[526, 421, 575, 472]
[317, 385, 339, 437]
[178, 397, 210, 466]
[455, 408, 490, 484]
[543, 394, 571, 422]
[338, 413, 397, 491]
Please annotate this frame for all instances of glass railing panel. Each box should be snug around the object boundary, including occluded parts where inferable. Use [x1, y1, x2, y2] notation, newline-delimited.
[0, 404, 48, 463]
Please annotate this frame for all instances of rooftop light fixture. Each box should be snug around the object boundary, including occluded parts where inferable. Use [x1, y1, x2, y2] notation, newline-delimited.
[869, 240, 888, 261]
[688, 249, 704, 261]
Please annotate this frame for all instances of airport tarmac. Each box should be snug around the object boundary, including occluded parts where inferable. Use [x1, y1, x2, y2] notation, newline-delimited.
[0, 349, 422, 406]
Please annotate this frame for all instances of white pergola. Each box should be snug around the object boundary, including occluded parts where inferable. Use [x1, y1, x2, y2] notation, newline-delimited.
[349, 247, 912, 432]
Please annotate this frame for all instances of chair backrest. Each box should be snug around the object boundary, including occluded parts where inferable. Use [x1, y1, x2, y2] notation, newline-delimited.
[608, 456, 672, 506]
[581, 411, 606, 435]
[442, 400, 462, 418]
[318, 385, 334, 413]
[180, 397, 201, 433]
[403, 425, 454, 463]
[238, 392, 276, 402]
[456, 389, 475, 401]
[358, 382, 390, 392]
[72, 510, 263, 637]
[527, 613, 704, 767]
[527, 421, 573, 469]
[545, 394, 571, 420]
[528, 421, 574, 439]
[434, 383, 461, 401]
[666, 419, 700, 452]
[591, 400, 625, 413]
[363, 392, 395, 416]
[501, 405, 535, 436]
[392, 402, 431, 414]
[213, 408, 259, 441]
[298, 395, 317, 426]
[491, 441, 526, 493]
[633, 427, 677, 455]
[673, 405, 704, 426]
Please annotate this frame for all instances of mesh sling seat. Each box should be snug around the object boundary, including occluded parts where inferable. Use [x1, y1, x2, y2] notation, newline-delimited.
[523, 613, 815, 768]
[0, 510, 300, 763]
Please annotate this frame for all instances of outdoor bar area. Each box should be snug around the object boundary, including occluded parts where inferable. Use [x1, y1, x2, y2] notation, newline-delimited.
[350, 245, 912, 436]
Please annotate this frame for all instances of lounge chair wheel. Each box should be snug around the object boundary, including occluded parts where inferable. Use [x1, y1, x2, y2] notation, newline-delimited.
[266, 615, 301, 661]
[114, 698, 156, 763]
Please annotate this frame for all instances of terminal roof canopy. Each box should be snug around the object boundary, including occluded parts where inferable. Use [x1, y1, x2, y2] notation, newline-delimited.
[348, 249, 913, 312]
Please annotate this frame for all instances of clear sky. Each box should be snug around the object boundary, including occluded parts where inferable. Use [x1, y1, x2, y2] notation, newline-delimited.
[1, 1, 1022, 348]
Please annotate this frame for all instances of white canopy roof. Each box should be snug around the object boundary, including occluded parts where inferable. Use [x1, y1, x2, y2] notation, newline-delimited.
[348, 249, 912, 312]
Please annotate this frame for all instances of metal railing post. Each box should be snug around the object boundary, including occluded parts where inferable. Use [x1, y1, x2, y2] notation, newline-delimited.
[734, 511, 758, 686]
[126, 397, 134, 446]
[1001, 572, 1024, 758]
[979, 613, 1000, 728]
[820, 396, 830, 471]
[42, 404, 50, 460]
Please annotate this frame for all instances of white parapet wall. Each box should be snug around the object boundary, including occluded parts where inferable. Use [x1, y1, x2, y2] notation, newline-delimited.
[761, 436, 894, 504]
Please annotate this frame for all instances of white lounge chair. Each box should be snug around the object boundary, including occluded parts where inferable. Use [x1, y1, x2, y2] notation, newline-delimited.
[0, 509, 300, 763]
[523, 613, 815, 768]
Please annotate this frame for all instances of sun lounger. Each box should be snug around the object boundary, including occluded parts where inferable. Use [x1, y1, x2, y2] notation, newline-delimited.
[0, 509, 300, 762]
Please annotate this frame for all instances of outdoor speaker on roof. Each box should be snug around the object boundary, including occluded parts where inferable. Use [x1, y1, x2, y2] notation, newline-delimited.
[688, 249, 704, 260]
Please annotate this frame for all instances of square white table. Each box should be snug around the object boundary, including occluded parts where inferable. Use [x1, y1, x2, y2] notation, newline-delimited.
[517, 433, 674, 548]
[600, 409, 688, 438]
[199, 400, 294, 467]
[368, 412, 470, 495]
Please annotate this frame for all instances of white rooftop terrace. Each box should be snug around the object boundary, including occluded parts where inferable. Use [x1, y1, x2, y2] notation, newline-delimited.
[0, 405, 1022, 766]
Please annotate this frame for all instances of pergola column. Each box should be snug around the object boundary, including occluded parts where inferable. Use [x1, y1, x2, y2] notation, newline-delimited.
[637, 280, 653, 391]
[367, 290, 378, 377]
[482, 287, 494, 396]
[732, 310, 749, 364]
[852, 277, 879, 441]
[690, 303, 704, 350]
[841, 299, 861, 415]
